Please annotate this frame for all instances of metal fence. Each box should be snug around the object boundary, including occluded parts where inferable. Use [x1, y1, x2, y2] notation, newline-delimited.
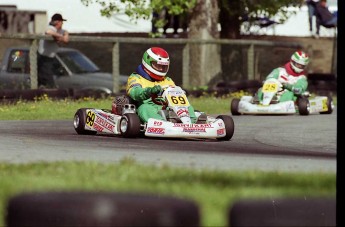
[0, 34, 303, 93]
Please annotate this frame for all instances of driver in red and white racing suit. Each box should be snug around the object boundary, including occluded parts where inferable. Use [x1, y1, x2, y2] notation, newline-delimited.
[256, 50, 310, 102]
[125, 47, 198, 123]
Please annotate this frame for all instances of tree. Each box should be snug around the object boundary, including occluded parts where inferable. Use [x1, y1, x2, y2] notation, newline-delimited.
[188, 0, 221, 87]
[80, 0, 304, 87]
[218, 0, 304, 39]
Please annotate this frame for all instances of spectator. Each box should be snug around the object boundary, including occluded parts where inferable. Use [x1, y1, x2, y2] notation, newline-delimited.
[315, 0, 337, 38]
[151, 8, 180, 38]
[305, 0, 319, 37]
[163, 9, 179, 38]
[37, 13, 69, 88]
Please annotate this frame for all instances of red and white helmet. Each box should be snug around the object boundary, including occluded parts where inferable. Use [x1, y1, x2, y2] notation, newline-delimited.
[290, 51, 309, 73]
[142, 47, 170, 81]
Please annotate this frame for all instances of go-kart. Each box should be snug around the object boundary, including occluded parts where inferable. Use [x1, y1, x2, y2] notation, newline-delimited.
[74, 85, 235, 140]
[230, 78, 334, 115]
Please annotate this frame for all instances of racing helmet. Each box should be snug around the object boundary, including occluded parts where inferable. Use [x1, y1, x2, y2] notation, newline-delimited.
[290, 51, 309, 73]
[142, 47, 170, 81]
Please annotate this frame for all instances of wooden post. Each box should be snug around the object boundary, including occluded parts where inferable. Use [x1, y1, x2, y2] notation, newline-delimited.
[112, 42, 120, 94]
[29, 39, 38, 89]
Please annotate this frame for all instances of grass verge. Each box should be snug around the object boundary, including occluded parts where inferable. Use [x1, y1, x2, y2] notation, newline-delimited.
[0, 160, 336, 226]
[0, 94, 236, 120]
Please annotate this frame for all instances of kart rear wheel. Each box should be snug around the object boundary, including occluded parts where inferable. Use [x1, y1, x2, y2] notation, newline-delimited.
[73, 108, 97, 135]
[297, 97, 310, 116]
[120, 113, 141, 138]
[320, 96, 333, 114]
[230, 98, 241, 116]
[216, 115, 235, 141]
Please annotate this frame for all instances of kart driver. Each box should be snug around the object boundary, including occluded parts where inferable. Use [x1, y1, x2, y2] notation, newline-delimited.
[256, 50, 310, 102]
[126, 47, 198, 123]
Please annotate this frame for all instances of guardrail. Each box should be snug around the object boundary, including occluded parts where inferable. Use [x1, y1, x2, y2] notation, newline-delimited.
[0, 33, 303, 93]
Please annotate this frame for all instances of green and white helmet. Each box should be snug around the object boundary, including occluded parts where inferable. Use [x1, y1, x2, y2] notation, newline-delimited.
[290, 51, 309, 73]
[142, 47, 170, 81]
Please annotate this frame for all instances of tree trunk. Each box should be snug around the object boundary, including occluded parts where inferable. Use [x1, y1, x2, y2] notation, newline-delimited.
[219, 8, 242, 39]
[187, 0, 221, 87]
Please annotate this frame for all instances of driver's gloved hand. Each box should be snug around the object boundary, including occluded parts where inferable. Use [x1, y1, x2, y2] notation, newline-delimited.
[292, 87, 302, 95]
[143, 85, 162, 99]
[150, 85, 162, 94]
[283, 83, 293, 91]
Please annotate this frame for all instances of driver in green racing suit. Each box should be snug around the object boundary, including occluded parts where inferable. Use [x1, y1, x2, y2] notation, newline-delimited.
[256, 50, 310, 102]
[126, 47, 198, 123]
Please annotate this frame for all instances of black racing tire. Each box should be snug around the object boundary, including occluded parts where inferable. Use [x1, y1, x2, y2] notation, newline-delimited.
[230, 98, 241, 116]
[119, 113, 141, 138]
[229, 198, 335, 227]
[320, 96, 333, 114]
[216, 115, 235, 141]
[297, 97, 310, 116]
[6, 191, 200, 227]
[73, 108, 97, 135]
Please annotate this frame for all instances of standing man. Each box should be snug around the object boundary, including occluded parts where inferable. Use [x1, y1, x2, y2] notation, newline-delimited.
[37, 13, 69, 88]
[306, 0, 319, 37]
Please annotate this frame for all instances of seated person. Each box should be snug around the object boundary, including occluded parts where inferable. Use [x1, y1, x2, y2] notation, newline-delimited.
[126, 47, 198, 123]
[315, 0, 337, 35]
[255, 51, 310, 103]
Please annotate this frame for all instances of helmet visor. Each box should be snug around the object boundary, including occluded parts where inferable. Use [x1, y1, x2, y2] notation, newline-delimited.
[152, 61, 169, 74]
[292, 61, 306, 70]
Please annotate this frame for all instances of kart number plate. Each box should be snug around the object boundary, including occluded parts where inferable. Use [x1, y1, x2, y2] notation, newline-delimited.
[86, 110, 96, 127]
[167, 94, 190, 107]
[322, 98, 328, 111]
[262, 82, 278, 92]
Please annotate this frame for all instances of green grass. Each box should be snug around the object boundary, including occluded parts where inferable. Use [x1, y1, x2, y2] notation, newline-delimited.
[0, 160, 336, 226]
[0, 93, 337, 226]
[0, 91, 337, 120]
[0, 93, 236, 120]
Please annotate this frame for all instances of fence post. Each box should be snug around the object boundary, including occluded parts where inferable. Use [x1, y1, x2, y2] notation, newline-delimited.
[112, 42, 120, 93]
[29, 39, 38, 89]
[182, 44, 190, 88]
[247, 44, 254, 80]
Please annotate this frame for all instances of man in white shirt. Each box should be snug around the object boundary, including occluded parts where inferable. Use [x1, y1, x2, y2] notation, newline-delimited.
[37, 13, 69, 88]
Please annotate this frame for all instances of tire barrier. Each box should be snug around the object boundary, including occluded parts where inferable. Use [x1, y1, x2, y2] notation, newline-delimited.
[307, 73, 337, 96]
[0, 88, 126, 103]
[211, 80, 262, 97]
[0, 89, 70, 103]
[228, 197, 336, 227]
[6, 191, 200, 227]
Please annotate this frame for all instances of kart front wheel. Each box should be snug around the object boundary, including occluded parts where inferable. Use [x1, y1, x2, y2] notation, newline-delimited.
[320, 96, 333, 114]
[216, 115, 235, 141]
[230, 98, 241, 116]
[297, 98, 310, 116]
[73, 108, 97, 135]
[120, 113, 141, 138]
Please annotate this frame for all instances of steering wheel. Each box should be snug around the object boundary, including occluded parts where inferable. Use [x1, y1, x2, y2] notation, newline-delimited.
[151, 94, 168, 109]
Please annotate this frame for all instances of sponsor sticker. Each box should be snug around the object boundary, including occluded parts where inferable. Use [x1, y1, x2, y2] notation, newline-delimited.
[154, 121, 163, 126]
[183, 128, 206, 133]
[147, 127, 165, 134]
[95, 116, 114, 132]
[93, 123, 104, 132]
[217, 128, 225, 135]
[173, 123, 212, 128]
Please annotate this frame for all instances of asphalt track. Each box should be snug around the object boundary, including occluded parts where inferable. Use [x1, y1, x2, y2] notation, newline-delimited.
[0, 109, 336, 173]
